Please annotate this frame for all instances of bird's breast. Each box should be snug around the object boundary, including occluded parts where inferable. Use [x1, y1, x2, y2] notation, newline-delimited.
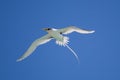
[49, 31, 63, 41]
[49, 31, 69, 46]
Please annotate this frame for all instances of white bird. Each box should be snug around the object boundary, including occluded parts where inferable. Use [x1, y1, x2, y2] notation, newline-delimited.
[17, 26, 95, 62]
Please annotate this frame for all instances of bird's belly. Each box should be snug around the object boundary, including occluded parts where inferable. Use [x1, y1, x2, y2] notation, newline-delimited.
[49, 31, 69, 46]
[50, 32, 63, 41]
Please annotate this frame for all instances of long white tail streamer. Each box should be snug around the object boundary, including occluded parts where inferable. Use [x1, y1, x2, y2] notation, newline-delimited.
[65, 44, 80, 63]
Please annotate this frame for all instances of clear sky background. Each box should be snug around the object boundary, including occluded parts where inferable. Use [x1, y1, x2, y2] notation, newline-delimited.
[0, 0, 120, 80]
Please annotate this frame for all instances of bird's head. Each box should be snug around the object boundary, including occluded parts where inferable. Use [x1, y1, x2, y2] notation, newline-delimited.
[42, 28, 57, 32]
[43, 28, 52, 31]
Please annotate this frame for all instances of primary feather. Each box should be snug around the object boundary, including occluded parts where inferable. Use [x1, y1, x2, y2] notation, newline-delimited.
[17, 34, 52, 62]
[58, 26, 95, 34]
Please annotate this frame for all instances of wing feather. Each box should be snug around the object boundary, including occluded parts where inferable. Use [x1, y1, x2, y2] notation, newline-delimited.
[17, 34, 52, 62]
[58, 26, 95, 34]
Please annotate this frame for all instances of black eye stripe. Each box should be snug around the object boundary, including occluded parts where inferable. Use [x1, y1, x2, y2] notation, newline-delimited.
[60, 32, 62, 34]
[48, 28, 51, 30]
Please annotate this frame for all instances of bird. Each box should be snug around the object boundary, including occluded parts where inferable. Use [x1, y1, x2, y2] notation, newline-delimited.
[17, 26, 95, 62]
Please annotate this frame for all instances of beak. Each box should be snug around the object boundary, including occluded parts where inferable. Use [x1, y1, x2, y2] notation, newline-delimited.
[42, 28, 47, 31]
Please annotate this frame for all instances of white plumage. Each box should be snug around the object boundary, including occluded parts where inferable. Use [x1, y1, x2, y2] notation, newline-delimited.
[17, 26, 95, 62]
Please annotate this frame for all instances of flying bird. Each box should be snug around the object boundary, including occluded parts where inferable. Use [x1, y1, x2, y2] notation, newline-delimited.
[17, 26, 95, 62]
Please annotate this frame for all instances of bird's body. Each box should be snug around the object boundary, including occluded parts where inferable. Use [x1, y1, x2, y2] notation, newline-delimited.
[49, 30, 69, 46]
[49, 30, 63, 41]
[17, 26, 95, 62]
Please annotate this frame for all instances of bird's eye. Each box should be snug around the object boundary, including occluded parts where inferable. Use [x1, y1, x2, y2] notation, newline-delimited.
[47, 28, 51, 30]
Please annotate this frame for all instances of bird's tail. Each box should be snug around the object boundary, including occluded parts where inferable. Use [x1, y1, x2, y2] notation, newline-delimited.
[65, 44, 80, 63]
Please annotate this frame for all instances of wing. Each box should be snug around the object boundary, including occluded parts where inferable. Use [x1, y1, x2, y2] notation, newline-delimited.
[17, 34, 52, 62]
[58, 26, 95, 34]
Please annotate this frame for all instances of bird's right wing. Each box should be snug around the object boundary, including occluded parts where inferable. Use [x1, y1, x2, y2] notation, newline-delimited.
[17, 34, 52, 62]
[58, 26, 95, 35]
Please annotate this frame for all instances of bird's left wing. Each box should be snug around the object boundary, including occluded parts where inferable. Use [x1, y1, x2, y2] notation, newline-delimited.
[17, 34, 52, 62]
[58, 26, 95, 35]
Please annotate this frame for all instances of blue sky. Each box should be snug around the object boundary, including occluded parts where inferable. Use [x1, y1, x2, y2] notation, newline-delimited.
[0, 0, 120, 80]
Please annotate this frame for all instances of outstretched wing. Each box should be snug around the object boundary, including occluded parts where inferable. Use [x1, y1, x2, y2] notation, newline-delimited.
[58, 26, 95, 34]
[17, 34, 52, 62]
